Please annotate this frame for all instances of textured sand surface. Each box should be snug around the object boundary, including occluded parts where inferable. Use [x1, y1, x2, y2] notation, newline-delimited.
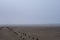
[0, 26, 60, 40]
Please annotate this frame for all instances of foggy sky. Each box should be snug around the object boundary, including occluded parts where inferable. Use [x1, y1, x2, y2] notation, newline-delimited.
[0, 0, 60, 25]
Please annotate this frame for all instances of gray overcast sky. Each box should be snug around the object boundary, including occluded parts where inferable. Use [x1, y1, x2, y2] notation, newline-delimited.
[0, 0, 60, 24]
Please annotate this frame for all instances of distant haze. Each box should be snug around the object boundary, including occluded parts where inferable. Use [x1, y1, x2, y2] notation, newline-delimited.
[0, 0, 60, 25]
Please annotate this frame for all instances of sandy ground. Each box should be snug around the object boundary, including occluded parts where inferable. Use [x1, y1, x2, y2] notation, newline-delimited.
[0, 26, 60, 40]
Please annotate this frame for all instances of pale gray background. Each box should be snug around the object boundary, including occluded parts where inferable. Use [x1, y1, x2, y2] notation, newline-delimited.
[0, 0, 60, 25]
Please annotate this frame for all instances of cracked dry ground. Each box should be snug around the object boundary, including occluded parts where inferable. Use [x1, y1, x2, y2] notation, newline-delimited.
[0, 27, 60, 40]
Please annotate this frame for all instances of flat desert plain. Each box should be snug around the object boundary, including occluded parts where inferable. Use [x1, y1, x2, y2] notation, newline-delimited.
[0, 26, 60, 40]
